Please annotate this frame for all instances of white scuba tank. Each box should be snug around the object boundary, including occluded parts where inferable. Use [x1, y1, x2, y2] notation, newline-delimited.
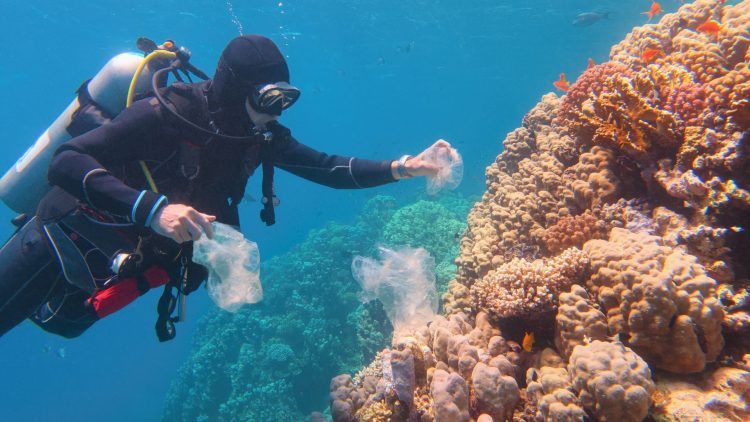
[0, 52, 157, 216]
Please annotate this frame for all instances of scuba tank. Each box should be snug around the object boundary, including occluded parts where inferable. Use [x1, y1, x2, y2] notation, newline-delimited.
[0, 52, 159, 216]
[2, 38, 213, 341]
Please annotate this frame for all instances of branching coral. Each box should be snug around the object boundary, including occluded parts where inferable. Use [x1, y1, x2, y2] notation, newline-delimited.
[557, 62, 630, 132]
[580, 73, 680, 161]
[470, 248, 589, 320]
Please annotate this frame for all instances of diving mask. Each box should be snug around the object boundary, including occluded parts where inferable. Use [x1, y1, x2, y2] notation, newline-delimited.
[250, 82, 300, 115]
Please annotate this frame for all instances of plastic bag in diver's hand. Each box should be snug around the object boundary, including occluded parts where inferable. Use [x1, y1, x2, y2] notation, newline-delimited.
[352, 246, 438, 334]
[192, 222, 262, 312]
[423, 140, 463, 195]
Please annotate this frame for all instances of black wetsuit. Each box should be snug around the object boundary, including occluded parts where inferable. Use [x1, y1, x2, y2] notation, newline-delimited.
[0, 81, 396, 338]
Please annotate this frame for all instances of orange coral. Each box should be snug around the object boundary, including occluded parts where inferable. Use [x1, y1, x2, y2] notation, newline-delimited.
[661, 82, 706, 132]
[556, 62, 629, 133]
[542, 211, 607, 254]
[580, 73, 679, 161]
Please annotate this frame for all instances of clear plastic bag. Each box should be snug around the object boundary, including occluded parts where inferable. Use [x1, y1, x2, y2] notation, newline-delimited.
[423, 140, 463, 195]
[193, 223, 262, 312]
[352, 246, 438, 335]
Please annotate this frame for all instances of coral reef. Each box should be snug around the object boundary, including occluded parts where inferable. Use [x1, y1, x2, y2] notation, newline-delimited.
[331, 1, 750, 421]
[542, 210, 607, 254]
[568, 340, 654, 422]
[584, 228, 724, 373]
[470, 248, 590, 320]
[164, 194, 470, 421]
[651, 361, 750, 421]
[554, 285, 608, 359]
[526, 364, 587, 422]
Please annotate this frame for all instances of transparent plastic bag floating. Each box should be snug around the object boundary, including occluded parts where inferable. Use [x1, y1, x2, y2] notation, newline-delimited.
[352, 246, 438, 335]
[193, 222, 262, 312]
[422, 140, 463, 195]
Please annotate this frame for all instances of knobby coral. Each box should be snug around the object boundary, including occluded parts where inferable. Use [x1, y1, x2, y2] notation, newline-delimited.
[583, 228, 724, 373]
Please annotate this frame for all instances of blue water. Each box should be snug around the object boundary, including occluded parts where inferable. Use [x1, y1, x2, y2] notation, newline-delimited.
[0, 1, 658, 420]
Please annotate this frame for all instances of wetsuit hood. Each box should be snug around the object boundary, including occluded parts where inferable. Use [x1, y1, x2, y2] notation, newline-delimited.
[208, 35, 290, 115]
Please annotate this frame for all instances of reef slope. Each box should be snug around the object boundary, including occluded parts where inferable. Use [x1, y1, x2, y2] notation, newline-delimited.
[331, 1, 750, 421]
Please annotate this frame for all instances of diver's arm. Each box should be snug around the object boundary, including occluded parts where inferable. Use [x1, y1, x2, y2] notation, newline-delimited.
[48, 99, 169, 227]
[272, 133, 397, 189]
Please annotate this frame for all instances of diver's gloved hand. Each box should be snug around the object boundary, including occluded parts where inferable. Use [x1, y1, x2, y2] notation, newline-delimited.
[150, 204, 216, 243]
[393, 139, 458, 179]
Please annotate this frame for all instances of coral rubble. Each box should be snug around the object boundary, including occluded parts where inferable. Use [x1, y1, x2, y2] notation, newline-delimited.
[331, 1, 750, 420]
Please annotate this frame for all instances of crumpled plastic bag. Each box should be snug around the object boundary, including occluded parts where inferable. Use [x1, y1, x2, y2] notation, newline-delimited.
[422, 140, 463, 195]
[193, 222, 262, 312]
[352, 246, 438, 334]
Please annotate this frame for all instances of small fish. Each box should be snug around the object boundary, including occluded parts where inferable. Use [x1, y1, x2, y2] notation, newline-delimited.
[56, 347, 66, 358]
[587, 58, 597, 69]
[522, 332, 535, 352]
[696, 19, 725, 35]
[573, 11, 609, 27]
[642, 1, 662, 22]
[553, 73, 570, 92]
[731, 226, 744, 233]
[641, 47, 663, 63]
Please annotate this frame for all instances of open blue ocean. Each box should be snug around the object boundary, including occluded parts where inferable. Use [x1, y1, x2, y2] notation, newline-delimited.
[0, 1, 681, 421]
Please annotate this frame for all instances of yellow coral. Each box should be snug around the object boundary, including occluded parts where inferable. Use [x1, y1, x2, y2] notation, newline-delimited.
[354, 400, 392, 422]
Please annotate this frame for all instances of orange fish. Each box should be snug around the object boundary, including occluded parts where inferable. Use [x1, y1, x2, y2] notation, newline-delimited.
[642, 1, 662, 22]
[587, 58, 597, 69]
[522, 332, 535, 352]
[553, 73, 570, 92]
[696, 19, 725, 35]
[642, 47, 663, 63]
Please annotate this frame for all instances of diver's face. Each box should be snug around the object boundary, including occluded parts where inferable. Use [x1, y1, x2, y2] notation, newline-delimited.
[245, 98, 278, 127]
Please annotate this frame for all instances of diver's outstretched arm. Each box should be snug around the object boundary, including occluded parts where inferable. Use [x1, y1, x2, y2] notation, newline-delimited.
[269, 124, 397, 189]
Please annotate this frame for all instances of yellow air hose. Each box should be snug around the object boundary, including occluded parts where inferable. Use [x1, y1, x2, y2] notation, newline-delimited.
[125, 49, 178, 193]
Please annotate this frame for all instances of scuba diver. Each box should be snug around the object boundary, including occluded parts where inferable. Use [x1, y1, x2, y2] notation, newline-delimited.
[0, 35, 455, 341]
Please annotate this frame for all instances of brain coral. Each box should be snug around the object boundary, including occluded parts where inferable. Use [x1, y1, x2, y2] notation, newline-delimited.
[568, 340, 655, 422]
[470, 248, 589, 320]
[583, 228, 724, 373]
